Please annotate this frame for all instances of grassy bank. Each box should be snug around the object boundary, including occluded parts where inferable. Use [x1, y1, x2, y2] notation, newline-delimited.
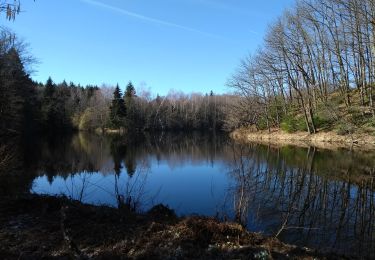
[0, 194, 343, 259]
[231, 127, 375, 150]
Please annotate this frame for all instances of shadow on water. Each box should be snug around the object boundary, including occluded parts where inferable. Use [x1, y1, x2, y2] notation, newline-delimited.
[1, 132, 375, 257]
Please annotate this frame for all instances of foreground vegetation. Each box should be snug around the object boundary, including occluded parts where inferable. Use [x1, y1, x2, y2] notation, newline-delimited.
[0, 194, 343, 259]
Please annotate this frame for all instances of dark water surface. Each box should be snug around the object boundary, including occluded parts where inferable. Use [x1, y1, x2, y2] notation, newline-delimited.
[4, 132, 375, 257]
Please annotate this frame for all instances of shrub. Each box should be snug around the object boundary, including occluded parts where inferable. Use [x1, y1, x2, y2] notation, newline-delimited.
[313, 115, 334, 129]
[336, 123, 355, 136]
[348, 107, 365, 126]
[256, 117, 269, 130]
[369, 118, 375, 128]
[281, 115, 307, 133]
[281, 118, 297, 133]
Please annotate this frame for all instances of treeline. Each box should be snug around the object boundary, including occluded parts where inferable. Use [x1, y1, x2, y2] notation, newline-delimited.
[0, 29, 103, 137]
[108, 85, 230, 132]
[228, 0, 375, 134]
[0, 29, 237, 138]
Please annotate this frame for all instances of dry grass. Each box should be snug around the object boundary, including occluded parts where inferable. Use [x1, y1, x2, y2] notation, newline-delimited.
[0, 195, 343, 259]
[231, 128, 375, 151]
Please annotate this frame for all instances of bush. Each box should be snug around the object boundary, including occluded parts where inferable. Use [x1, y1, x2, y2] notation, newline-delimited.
[348, 107, 365, 126]
[256, 117, 269, 130]
[336, 123, 355, 136]
[313, 115, 334, 129]
[280, 119, 296, 133]
[368, 118, 375, 128]
[281, 115, 307, 133]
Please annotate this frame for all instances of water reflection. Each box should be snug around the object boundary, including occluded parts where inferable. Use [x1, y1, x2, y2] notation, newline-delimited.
[1, 132, 375, 257]
[30, 132, 232, 214]
[227, 143, 375, 257]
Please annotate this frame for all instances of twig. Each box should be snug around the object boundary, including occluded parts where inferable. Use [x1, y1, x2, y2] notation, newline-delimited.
[274, 211, 290, 238]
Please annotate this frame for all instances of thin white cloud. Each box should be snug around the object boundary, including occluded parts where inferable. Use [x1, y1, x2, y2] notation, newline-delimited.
[80, 0, 223, 39]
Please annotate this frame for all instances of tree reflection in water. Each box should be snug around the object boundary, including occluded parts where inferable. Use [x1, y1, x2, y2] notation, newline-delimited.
[2, 132, 375, 257]
[226, 143, 375, 257]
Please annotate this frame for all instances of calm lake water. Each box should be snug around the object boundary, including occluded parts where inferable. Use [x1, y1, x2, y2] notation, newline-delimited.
[8, 132, 375, 257]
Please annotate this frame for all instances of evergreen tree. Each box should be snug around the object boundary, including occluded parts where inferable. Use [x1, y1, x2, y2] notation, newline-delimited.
[41, 77, 58, 131]
[0, 48, 37, 136]
[40, 77, 71, 132]
[61, 80, 68, 88]
[124, 81, 136, 100]
[44, 77, 54, 98]
[109, 84, 126, 128]
[124, 82, 137, 131]
[208, 90, 216, 130]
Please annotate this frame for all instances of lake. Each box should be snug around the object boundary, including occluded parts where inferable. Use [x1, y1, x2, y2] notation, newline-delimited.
[6, 132, 375, 257]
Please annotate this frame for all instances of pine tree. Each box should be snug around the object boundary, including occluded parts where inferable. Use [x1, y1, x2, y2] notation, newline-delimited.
[208, 90, 216, 130]
[40, 77, 71, 132]
[44, 77, 54, 98]
[41, 77, 58, 130]
[124, 81, 136, 99]
[109, 84, 126, 128]
[124, 82, 137, 131]
[0, 48, 36, 136]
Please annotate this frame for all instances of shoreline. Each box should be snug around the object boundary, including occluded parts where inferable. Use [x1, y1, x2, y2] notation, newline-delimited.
[0, 194, 341, 259]
[231, 128, 375, 151]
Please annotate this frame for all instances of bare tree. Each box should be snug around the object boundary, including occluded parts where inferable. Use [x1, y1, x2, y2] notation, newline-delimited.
[229, 0, 375, 133]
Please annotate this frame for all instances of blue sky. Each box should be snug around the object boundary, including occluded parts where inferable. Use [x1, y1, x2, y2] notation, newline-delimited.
[5, 0, 295, 95]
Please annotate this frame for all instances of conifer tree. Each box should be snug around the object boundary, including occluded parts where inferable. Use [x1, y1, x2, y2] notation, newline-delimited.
[41, 77, 58, 130]
[109, 84, 126, 128]
[0, 48, 36, 136]
[124, 82, 137, 131]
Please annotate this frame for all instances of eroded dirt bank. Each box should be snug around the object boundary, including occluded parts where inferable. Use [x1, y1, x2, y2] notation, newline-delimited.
[0, 195, 344, 259]
[231, 128, 375, 150]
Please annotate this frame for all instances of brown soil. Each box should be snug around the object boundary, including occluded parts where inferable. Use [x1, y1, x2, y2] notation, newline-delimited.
[231, 128, 375, 151]
[0, 195, 345, 259]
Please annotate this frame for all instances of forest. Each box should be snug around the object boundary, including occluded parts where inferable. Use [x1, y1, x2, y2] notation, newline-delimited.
[3, 0, 375, 140]
[228, 0, 375, 135]
[0, 28, 238, 139]
[3, 0, 375, 164]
